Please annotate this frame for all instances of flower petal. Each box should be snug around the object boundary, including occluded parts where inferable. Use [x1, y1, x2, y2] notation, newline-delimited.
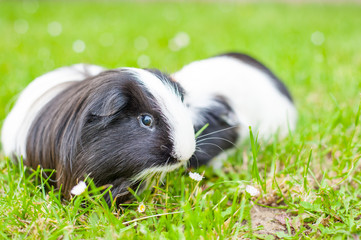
[70, 181, 87, 196]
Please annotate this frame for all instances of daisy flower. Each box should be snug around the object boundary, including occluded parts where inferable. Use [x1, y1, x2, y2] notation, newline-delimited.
[138, 202, 146, 213]
[70, 181, 87, 196]
[189, 172, 203, 181]
[245, 185, 260, 197]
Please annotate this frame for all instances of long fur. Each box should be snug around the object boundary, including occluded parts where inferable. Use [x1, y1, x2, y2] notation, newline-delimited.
[1, 64, 105, 158]
[1, 65, 195, 205]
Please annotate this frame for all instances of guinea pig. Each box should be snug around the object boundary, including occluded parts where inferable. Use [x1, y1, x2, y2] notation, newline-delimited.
[1, 64, 196, 205]
[172, 52, 297, 167]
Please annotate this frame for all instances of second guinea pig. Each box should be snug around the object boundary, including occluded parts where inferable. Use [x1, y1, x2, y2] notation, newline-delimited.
[172, 52, 297, 167]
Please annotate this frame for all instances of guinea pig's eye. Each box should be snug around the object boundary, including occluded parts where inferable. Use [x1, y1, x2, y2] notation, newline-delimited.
[138, 114, 154, 128]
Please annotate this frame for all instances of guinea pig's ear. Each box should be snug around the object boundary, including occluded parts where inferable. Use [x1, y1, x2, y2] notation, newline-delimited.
[90, 88, 128, 117]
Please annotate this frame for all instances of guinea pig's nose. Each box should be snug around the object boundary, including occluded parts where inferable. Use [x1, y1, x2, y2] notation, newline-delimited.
[169, 105, 196, 163]
[172, 136, 196, 163]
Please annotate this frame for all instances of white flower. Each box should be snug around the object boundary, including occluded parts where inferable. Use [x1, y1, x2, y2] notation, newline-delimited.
[245, 185, 260, 197]
[189, 172, 203, 181]
[138, 202, 146, 213]
[70, 181, 87, 196]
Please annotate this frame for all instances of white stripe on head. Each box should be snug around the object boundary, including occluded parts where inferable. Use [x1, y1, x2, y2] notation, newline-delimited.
[126, 68, 196, 162]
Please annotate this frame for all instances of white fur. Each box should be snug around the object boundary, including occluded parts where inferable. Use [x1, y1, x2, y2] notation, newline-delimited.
[131, 161, 185, 183]
[172, 56, 297, 142]
[1, 64, 105, 158]
[131, 161, 187, 195]
[128, 68, 196, 162]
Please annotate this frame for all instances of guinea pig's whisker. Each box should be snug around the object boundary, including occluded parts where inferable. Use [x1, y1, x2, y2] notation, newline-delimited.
[160, 145, 169, 151]
[194, 148, 213, 159]
[194, 147, 207, 154]
[164, 156, 171, 166]
[190, 147, 204, 168]
[196, 125, 239, 140]
[191, 153, 201, 168]
[195, 146, 202, 152]
[196, 136, 237, 147]
[196, 142, 226, 153]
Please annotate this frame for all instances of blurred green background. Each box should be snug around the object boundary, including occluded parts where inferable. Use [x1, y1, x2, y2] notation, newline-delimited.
[1, 1, 360, 127]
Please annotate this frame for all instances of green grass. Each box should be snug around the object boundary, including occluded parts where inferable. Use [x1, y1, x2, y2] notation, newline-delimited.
[1, 1, 361, 239]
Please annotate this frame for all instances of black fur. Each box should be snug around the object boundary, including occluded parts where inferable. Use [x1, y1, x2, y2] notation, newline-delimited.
[26, 69, 182, 205]
[189, 95, 239, 167]
[220, 52, 293, 102]
[145, 68, 186, 103]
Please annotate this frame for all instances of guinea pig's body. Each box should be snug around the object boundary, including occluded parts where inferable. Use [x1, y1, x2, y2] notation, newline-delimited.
[1, 64, 196, 204]
[172, 53, 297, 167]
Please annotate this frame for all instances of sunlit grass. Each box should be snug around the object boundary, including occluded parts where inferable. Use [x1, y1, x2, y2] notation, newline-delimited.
[1, 1, 361, 238]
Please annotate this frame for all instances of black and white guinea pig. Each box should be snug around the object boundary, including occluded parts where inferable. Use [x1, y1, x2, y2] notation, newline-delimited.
[1, 65, 196, 204]
[172, 53, 297, 167]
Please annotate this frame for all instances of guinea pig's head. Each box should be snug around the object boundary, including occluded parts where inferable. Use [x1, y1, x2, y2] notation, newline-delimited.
[26, 68, 196, 203]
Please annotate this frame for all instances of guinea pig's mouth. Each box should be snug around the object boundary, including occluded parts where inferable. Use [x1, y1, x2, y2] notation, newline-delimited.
[131, 157, 189, 183]
[161, 155, 189, 170]
[168, 156, 186, 164]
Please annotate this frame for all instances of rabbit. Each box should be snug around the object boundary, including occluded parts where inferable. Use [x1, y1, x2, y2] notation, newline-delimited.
[1, 64, 196, 205]
[172, 52, 297, 168]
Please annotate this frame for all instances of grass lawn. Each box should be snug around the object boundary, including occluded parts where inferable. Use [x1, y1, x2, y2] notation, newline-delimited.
[1, 1, 361, 239]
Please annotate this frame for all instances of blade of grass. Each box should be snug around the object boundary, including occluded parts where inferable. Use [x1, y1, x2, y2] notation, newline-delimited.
[195, 123, 209, 139]
[249, 126, 265, 191]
